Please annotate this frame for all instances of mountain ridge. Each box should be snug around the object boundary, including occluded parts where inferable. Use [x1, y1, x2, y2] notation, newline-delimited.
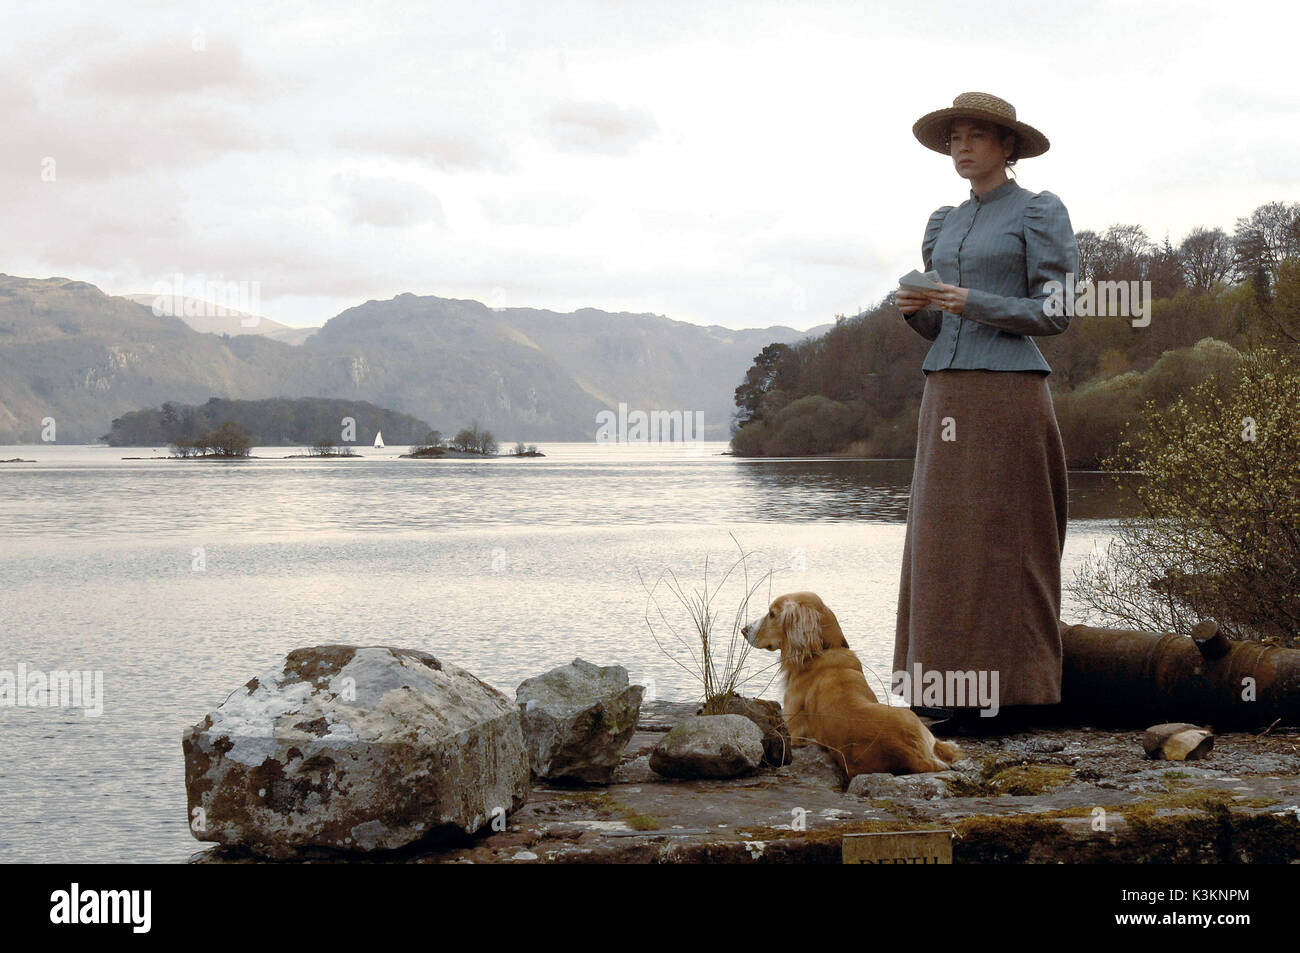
[0, 274, 828, 443]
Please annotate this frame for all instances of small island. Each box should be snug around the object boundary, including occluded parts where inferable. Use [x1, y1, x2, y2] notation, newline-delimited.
[168, 422, 250, 458]
[95, 399, 547, 462]
[102, 396, 432, 451]
[284, 438, 362, 459]
[399, 425, 544, 458]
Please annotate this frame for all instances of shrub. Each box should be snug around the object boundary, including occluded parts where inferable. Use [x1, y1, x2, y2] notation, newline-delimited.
[763, 395, 857, 456]
[640, 535, 779, 711]
[1068, 348, 1300, 645]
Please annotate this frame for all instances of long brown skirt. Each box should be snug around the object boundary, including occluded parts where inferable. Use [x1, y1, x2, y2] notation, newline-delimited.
[893, 369, 1069, 708]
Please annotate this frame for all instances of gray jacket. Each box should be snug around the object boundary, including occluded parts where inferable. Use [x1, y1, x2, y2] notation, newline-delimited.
[903, 178, 1079, 375]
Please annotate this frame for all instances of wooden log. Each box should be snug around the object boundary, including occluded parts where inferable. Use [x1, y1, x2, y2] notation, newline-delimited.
[1056, 619, 1300, 730]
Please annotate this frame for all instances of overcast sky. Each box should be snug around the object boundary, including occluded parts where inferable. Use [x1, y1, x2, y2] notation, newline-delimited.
[3, 0, 1295, 331]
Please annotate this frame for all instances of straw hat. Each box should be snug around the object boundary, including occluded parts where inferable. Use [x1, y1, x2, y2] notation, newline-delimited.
[912, 92, 1049, 159]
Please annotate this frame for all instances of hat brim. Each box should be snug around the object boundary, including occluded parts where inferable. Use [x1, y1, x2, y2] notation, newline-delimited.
[912, 107, 1049, 159]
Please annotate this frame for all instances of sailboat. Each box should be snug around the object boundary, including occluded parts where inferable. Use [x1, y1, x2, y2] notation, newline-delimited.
[373, 431, 385, 449]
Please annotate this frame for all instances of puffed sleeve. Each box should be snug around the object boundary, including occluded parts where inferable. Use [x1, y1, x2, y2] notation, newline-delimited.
[901, 205, 954, 341]
[961, 191, 1079, 336]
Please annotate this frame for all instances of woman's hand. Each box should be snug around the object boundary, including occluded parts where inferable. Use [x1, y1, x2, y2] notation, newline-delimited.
[895, 287, 933, 316]
[931, 282, 969, 315]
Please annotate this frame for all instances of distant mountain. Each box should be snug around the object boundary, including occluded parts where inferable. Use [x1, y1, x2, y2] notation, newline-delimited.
[309, 294, 831, 441]
[0, 275, 327, 444]
[0, 274, 827, 443]
[120, 293, 319, 345]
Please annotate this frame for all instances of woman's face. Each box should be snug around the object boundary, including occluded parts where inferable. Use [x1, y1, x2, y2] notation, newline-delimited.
[948, 119, 1013, 182]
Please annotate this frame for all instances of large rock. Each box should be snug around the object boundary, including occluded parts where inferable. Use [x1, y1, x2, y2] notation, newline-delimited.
[649, 714, 765, 779]
[778, 744, 849, 790]
[182, 645, 529, 858]
[515, 658, 644, 783]
[697, 693, 792, 766]
[848, 772, 959, 800]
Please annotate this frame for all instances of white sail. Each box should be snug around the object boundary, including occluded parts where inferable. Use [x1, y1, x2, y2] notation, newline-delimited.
[373, 431, 384, 448]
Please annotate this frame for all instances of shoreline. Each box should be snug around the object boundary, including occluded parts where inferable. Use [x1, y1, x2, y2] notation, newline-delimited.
[189, 700, 1300, 865]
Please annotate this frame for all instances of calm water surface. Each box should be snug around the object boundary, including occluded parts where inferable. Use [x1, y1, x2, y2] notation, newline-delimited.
[0, 442, 1134, 862]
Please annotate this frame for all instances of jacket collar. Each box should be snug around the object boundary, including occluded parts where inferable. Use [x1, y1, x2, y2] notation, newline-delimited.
[969, 178, 1020, 205]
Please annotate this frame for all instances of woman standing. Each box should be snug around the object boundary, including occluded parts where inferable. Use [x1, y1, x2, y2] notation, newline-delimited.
[893, 92, 1078, 735]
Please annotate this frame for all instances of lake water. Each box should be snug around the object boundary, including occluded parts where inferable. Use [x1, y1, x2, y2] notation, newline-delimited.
[0, 442, 1133, 862]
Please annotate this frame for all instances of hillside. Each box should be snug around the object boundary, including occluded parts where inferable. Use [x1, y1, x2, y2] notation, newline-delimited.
[0, 275, 823, 443]
[120, 293, 320, 345]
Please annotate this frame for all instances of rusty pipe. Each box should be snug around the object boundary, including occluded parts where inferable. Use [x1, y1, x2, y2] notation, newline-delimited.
[1056, 620, 1300, 730]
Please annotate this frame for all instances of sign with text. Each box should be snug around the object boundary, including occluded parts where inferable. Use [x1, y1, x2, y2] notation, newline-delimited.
[842, 830, 953, 864]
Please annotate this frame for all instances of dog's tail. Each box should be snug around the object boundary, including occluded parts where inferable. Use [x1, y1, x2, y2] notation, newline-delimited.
[933, 738, 963, 766]
[916, 725, 964, 771]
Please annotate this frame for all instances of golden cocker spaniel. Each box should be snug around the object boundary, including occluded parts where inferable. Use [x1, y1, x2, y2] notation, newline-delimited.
[743, 591, 961, 776]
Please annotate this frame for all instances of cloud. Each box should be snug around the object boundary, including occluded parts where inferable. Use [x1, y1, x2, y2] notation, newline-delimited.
[542, 100, 658, 155]
[0, 55, 265, 186]
[331, 172, 445, 228]
[0, 99, 266, 183]
[478, 188, 598, 227]
[329, 122, 510, 172]
[0, 0, 1295, 333]
[69, 38, 262, 98]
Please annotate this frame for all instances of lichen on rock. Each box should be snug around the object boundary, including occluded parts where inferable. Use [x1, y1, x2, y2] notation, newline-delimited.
[515, 658, 644, 784]
[182, 645, 529, 859]
[649, 714, 765, 779]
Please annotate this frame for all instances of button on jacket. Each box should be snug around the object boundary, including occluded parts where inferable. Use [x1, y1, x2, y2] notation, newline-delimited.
[903, 178, 1079, 375]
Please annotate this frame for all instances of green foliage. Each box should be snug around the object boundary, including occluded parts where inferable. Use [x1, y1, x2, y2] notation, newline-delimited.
[1051, 371, 1145, 469]
[168, 421, 253, 457]
[1068, 348, 1300, 645]
[450, 422, 497, 454]
[731, 200, 1300, 464]
[732, 342, 792, 430]
[761, 395, 858, 456]
[209, 421, 253, 457]
[1261, 259, 1300, 343]
[1052, 338, 1244, 467]
[729, 417, 770, 456]
[730, 299, 930, 458]
[1141, 338, 1242, 406]
[102, 397, 432, 447]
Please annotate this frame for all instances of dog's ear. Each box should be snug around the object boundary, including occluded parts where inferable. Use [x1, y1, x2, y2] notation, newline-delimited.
[818, 605, 849, 649]
[780, 600, 823, 666]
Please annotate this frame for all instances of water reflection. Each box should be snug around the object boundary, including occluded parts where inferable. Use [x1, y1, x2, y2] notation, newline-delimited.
[1, 444, 1144, 537]
[732, 456, 1142, 522]
[0, 442, 1144, 863]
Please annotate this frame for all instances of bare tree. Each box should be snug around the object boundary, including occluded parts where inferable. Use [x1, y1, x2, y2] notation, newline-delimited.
[1094, 224, 1154, 283]
[1179, 226, 1234, 293]
[1074, 229, 1103, 283]
[1148, 234, 1185, 298]
[1232, 201, 1300, 290]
